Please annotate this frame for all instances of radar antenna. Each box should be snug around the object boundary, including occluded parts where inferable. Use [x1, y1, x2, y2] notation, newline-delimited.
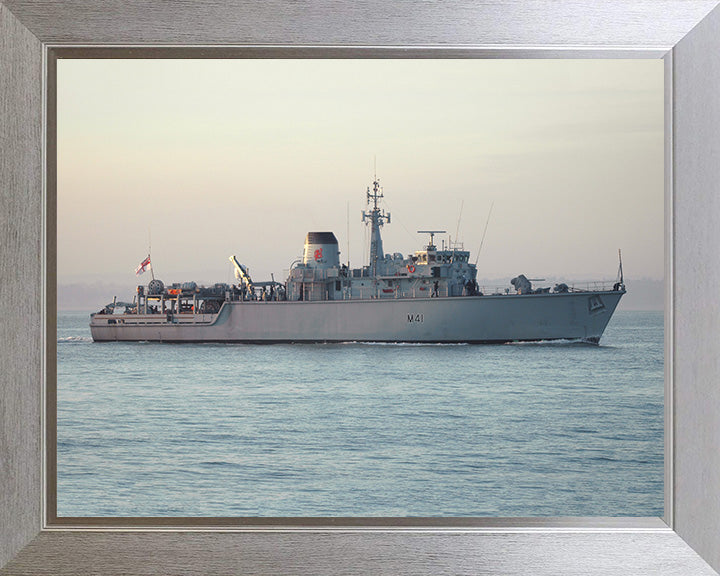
[417, 230, 446, 251]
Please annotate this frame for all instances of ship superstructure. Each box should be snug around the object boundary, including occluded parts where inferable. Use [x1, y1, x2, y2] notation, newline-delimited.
[283, 178, 479, 304]
[90, 176, 625, 343]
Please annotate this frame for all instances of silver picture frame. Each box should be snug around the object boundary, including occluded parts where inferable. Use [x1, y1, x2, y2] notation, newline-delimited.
[2, 2, 720, 574]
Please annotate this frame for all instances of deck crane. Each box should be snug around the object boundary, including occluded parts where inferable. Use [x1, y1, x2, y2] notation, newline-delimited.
[229, 255, 254, 291]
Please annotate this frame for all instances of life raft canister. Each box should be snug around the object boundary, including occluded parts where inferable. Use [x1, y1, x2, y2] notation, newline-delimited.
[407, 264, 416, 273]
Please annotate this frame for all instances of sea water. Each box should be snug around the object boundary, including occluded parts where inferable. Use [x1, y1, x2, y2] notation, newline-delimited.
[57, 310, 663, 517]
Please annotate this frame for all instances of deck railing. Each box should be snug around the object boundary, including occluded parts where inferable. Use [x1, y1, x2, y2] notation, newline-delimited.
[478, 280, 619, 295]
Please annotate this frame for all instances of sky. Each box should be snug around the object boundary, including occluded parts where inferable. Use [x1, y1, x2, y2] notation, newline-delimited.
[57, 59, 663, 291]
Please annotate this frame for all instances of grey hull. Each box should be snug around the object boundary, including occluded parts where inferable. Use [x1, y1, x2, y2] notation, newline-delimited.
[90, 290, 624, 343]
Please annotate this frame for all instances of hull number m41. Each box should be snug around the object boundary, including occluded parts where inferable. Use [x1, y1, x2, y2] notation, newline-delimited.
[407, 313, 424, 323]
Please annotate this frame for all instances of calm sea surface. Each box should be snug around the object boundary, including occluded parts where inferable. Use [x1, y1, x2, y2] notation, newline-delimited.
[57, 310, 663, 517]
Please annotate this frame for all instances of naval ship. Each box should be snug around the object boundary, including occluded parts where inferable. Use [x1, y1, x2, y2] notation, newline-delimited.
[90, 177, 625, 343]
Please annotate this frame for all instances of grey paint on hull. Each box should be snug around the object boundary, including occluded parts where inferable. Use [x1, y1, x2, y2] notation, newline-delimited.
[90, 291, 624, 344]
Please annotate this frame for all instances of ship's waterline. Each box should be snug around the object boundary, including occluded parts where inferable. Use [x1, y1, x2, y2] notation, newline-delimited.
[91, 291, 623, 343]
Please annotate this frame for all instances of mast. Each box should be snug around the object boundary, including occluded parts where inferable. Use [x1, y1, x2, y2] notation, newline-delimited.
[474, 201, 495, 267]
[361, 176, 390, 277]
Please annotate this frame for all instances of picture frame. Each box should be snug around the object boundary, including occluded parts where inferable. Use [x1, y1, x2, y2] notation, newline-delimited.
[2, 1, 720, 574]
